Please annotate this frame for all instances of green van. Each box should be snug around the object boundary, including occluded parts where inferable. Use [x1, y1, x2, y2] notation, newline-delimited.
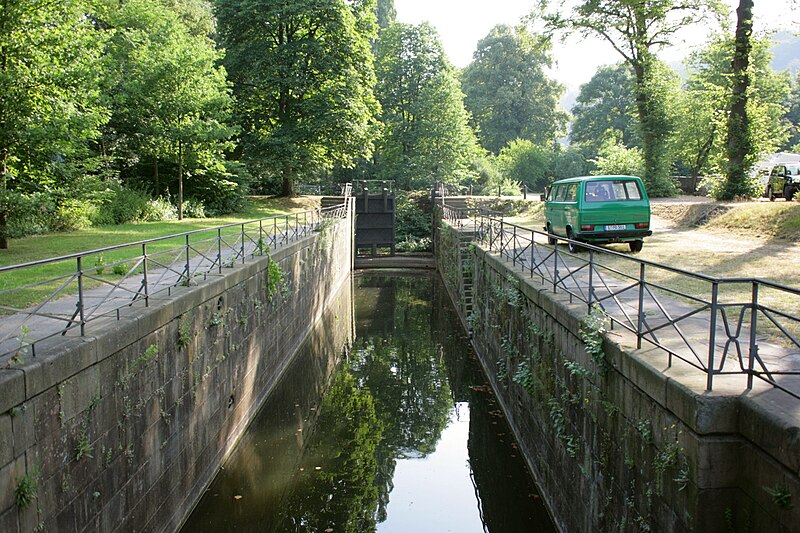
[544, 175, 652, 253]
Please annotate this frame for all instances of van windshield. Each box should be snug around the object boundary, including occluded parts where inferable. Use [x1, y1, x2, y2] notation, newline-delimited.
[584, 180, 642, 202]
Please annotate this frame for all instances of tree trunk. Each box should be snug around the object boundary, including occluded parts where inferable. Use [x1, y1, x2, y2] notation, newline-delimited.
[281, 162, 295, 197]
[0, 144, 8, 249]
[154, 159, 159, 196]
[632, 58, 676, 197]
[177, 141, 183, 220]
[723, 0, 754, 200]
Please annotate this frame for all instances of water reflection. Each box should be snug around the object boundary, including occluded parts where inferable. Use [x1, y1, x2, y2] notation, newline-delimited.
[181, 273, 555, 532]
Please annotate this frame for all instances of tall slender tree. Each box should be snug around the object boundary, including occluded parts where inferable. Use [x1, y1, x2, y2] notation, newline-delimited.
[215, 0, 381, 196]
[722, 0, 755, 199]
[375, 23, 480, 189]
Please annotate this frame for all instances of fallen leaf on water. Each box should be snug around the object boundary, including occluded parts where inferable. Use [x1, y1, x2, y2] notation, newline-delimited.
[234, 495, 242, 500]
[315, 466, 322, 471]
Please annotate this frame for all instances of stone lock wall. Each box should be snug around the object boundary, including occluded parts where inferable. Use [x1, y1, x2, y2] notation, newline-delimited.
[435, 219, 800, 533]
[0, 214, 354, 533]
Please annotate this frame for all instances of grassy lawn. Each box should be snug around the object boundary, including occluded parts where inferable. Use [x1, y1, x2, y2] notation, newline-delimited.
[0, 196, 321, 311]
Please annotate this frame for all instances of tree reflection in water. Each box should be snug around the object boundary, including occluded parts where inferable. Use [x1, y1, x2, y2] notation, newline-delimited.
[181, 274, 555, 532]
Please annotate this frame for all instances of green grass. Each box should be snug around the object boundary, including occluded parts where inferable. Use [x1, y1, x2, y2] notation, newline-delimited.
[0, 196, 320, 311]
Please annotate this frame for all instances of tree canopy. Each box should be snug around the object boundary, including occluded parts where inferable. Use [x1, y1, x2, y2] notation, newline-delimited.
[374, 23, 480, 189]
[539, 0, 723, 196]
[461, 25, 567, 154]
[215, 0, 381, 196]
[570, 63, 638, 150]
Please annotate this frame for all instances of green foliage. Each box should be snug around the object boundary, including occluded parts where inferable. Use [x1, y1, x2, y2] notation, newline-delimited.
[580, 306, 608, 367]
[512, 360, 536, 396]
[15, 467, 39, 508]
[375, 23, 480, 190]
[395, 191, 432, 243]
[497, 139, 553, 192]
[763, 485, 793, 510]
[141, 197, 178, 222]
[674, 38, 789, 190]
[133, 344, 159, 370]
[92, 186, 151, 225]
[0, 0, 108, 248]
[266, 259, 287, 301]
[782, 74, 800, 151]
[571, 63, 639, 150]
[540, 0, 720, 197]
[462, 25, 567, 154]
[591, 132, 645, 178]
[182, 198, 206, 219]
[216, 0, 380, 196]
[75, 430, 94, 461]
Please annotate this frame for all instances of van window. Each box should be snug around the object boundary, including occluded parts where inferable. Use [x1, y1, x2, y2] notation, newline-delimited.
[563, 184, 577, 202]
[556, 185, 569, 201]
[585, 180, 642, 202]
[547, 185, 558, 201]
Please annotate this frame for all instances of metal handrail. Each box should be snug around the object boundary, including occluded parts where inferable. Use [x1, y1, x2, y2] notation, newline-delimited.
[440, 206, 800, 400]
[0, 203, 349, 361]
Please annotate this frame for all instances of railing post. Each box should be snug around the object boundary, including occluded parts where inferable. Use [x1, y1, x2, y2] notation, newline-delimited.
[258, 220, 264, 254]
[637, 263, 645, 349]
[273, 217, 277, 247]
[185, 234, 191, 283]
[512, 226, 517, 266]
[530, 229, 535, 278]
[77, 256, 86, 335]
[707, 282, 720, 390]
[217, 228, 223, 273]
[499, 219, 504, 257]
[240, 223, 246, 263]
[588, 249, 594, 312]
[142, 243, 150, 307]
[747, 281, 759, 390]
[553, 242, 559, 294]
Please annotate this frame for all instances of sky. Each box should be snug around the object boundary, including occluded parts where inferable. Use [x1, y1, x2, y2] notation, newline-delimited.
[394, 0, 797, 96]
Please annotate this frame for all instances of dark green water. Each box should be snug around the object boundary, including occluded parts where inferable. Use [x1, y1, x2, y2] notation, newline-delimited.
[181, 273, 556, 532]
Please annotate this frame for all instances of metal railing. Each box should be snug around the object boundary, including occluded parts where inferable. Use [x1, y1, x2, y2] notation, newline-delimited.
[441, 205, 800, 400]
[0, 204, 349, 361]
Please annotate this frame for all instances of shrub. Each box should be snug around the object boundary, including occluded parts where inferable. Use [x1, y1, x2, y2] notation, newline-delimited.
[92, 186, 149, 225]
[182, 198, 206, 218]
[395, 191, 432, 242]
[141, 197, 177, 222]
[51, 199, 95, 231]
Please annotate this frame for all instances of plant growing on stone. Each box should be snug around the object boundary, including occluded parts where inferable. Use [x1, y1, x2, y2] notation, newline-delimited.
[94, 254, 106, 275]
[6, 325, 31, 367]
[15, 467, 39, 508]
[580, 305, 609, 367]
[764, 484, 793, 510]
[75, 429, 93, 461]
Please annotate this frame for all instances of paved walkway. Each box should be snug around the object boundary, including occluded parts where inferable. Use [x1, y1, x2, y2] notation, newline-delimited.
[0, 215, 335, 362]
[459, 217, 800, 404]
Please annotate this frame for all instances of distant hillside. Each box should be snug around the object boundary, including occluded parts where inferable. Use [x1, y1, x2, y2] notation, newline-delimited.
[771, 31, 800, 74]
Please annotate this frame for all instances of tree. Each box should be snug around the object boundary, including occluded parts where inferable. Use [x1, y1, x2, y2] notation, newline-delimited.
[461, 25, 567, 154]
[540, 0, 722, 196]
[376, 0, 395, 31]
[570, 63, 638, 150]
[722, 0, 755, 199]
[101, 0, 237, 218]
[215, 0, 381, 196]
[591, 132, 645, 177]
[673, 38, 788, 180]
[374, 23, 480, 189]
[783, 74, 800, 152]
[0, 0, 107, 248]
[496, 139, 552, 192]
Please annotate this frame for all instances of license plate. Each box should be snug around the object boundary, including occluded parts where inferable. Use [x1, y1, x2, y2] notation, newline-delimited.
[605, 224, 626, 231]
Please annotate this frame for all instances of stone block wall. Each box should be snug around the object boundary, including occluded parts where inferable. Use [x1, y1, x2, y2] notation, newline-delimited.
[434, 219, 800, 533]
[0, 214, 354, 533]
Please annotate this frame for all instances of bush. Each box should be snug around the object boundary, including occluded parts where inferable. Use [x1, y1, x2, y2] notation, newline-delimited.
[51, 199, 95, 232]
[141, 197, 177, 222]
[182, 198, 206, 218]
[93, 186, 150, 225]
[395, 191, 432, 242]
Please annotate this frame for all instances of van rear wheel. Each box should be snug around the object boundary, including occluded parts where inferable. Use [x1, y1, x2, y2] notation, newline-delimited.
[567, 228, 583, 253]
[629, 240, 643, 253]
[784, 185, 795, 201]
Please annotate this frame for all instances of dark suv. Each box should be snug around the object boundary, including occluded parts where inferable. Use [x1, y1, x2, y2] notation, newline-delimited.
[764, 164, 800, 201]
